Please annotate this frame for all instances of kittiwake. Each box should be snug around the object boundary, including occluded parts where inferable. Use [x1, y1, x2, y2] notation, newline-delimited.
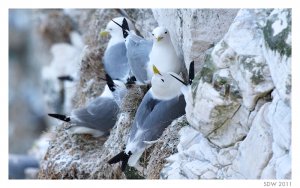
[48, 74, 127, 137]
[100, 17, 135, 83]
[108, 65, 186, 171]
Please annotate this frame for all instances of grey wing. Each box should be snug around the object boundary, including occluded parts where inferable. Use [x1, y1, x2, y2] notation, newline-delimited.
[72, 97, 120, 132]
[103, 42, 130, 81]
[128, 91, 160, 142]
[141, 95, 186, 142]
[128, 93, 185, 148]
[126, 36, 153, 84]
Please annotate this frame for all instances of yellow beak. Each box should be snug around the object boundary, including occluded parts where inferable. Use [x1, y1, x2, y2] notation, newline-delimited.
[156, 36, 163, 42]
[99, 30, 109, 37]
[152, 65, 161, 75]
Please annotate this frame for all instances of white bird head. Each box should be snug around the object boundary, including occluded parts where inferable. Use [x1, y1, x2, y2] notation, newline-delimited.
[100, 17, 134, 40]
[101, 75, 127, 102]
[151, 27, 171, 43]
[151, 65, 186, 100]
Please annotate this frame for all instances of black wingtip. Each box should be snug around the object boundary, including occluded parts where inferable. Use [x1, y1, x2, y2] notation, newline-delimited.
[57, 75, 74, 82]
[122, 18, 129, 38]
[105, 74, 115, 92]
[48, 113, 70, 122]
[108, 151, 132, 172]
[189, 61, 195, 85]
[111, 18, 129, 38]
[170, 74, 187, 86]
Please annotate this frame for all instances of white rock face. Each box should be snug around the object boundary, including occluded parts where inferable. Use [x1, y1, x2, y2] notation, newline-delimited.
[213, 9, 275, 110]
[186, 79, 241, 136]
[160, 126, 219, 179]
[207, 105, 249, 148]
[261, 90, 291, 179]
[226, 102, 273, 179]
[161, 9, 291, 179]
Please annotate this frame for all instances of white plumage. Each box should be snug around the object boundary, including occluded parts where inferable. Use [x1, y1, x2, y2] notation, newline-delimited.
[147, 27, 182, 79]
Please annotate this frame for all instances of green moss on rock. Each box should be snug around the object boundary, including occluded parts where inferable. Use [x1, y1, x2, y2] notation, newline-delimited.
[191, 54, 216, 101]
[239, 55, 267, 85]
[211, 103, 241, 131]
[200, 55, 216, 84]
[263, 9, 291, 57]
[124, 167, 145, 179]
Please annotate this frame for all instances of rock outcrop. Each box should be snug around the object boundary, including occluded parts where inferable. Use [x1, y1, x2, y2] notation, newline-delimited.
[161, 9, 291, 179]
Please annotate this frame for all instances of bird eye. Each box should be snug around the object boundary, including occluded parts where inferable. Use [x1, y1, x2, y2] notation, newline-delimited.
[161, 79, 164, 82]
[164, 31, 168, 34]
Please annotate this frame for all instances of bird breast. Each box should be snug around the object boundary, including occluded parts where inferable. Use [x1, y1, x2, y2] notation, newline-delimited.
[149, 44, 180, 73]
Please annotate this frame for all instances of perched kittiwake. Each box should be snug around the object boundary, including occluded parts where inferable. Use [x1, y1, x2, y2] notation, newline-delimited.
[108, 65, 186, 171]
[100, 17, 135, 83]
[48, 74, 127, 137]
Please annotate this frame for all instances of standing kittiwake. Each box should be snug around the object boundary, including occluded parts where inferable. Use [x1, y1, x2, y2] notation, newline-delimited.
[108, 65, 186, 171]
[100, 17, 135, 83]
[48, 74, 127, 137]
